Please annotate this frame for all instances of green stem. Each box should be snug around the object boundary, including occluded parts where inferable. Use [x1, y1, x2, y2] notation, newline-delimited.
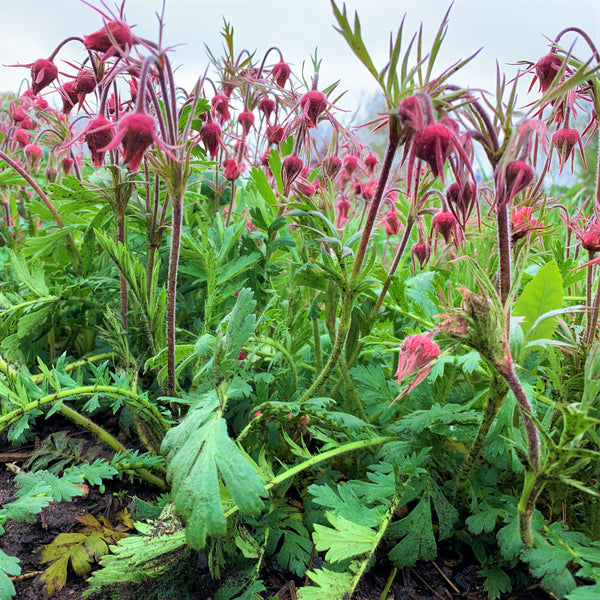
[312, 317, 323, 374]
[249, 336, 298, 390]
[30, 352, 118, 384]
[455, 372, 507, 498]
[339, 356, 367, 421]
[517, 469, 544, 547]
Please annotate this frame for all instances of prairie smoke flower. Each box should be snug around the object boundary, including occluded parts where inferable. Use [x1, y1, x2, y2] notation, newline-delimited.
[391, 334, 440, 405]
[199, 121, 223, 159]
[11, 105, 27, 122]
[20, 117, 35, 131]
[398, 95, 426, 133]
[364, 153, 378, 176]
[60, 81, 79, 114]
[14, 129, 32, 146]
[510, 206, 539, 241]
[299, 90, 327, 128]
[61, 156, 74, 175]
[582, 223, 600, 253]
[503, 160, 534, 204]
[342, 155, 359, 177]
[295, 179, 316, 197]
[73, 69, 96, 95]
[30, 59, 58, 95]
[238, 110, 255, 135]
[84, 20, 133, 56]
[258, 97, 276, 120]
[24, 144, 43, 173]
[336, 197, 350, 227]
[222, 158, 242, 181]
[281, 154, 304, 195]
[34, 97, 48, 111]
[411, 242, 430, 271]
[271, 61, 291, 87]
[552, 127, 586, 173]
[85, 115, 115, 167]
[534, 52, 562, 92]
[414, 123, 453, 181]
[266, 125, 285, 145]
[446, 181, 478, 229]
[383, 209, 402, 236]
[322, 155, 342, 181]
[431, 210, 459, 250]
[101, 110, 158, 171]
[211, 94, 230, 122]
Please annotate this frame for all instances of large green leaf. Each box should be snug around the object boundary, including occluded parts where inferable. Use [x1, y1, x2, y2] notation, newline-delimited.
[513, 260, 563, 343]
[161, 392, 266, 549]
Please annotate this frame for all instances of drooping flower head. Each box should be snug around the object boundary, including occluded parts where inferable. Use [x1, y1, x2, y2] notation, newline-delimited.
[552, 127, 586, 173]
[85, 115, 115, 167]
[534, 52, 562, 93]
[30, 59, 58, 95]
[383, 209, 402, 236]
[281, 153, 304, 195]
[271, 61, 291, 87]
[199, 120, 223, 159]
[84, 20, 133, 57]
[222, 158, 243, 181]
[414, 123, 454, 182]
[24, 144, 44, 173]
[258, 97, 276, 121]
[299, 90, 327, 128]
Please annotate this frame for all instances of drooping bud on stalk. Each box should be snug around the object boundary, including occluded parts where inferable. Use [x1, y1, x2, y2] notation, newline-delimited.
[411, 242, 430, 270]
[34, 97, 48, 111]
[73, 69, 96, 95]
[108, 110, 157, 171]
[14, 129, 32, 146]
[266, 125, 285, 145]
[582, 223, 600, 253]
[552, 127, 585, 173]
[397, 95, 426, 135]
[342, 154, 359, 177]
[30, 59, 58, 95]
[211, 94, 230, 122]
[61, 156, 74, 175]
[20, 117, 35, 131]
[24, 143, 44, 173]
[364, 153, 378, 176]
[271, 61, 291, 87]
[258, 97, 276, 120]
[510, 206, 538, 242]
[504, 160, 534, 203]
[295, 179, 316, 197]
[299, 90, 327, 128]
[60, 81, 79, 114]
[322, 155, 342, 181]
[222, 158, 242, 181]
[446, 180, 477, 227]
[384, 208, 401, 236]
[84, 20, 133, 55]
[534, 52, 562, 92]
[336, 197, 350, 227]
[414, 123, 453, 181]
[281, 153, 304, 195]
[237, 110, 255, 135]
[432, 210, 458, 245]
[199, 121, 223, 159]
[11, 105, 27, 122]
[85, 115, 115, 167]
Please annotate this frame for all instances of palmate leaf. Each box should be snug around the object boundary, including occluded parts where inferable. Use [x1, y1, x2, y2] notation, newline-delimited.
[0, 550, 20, 600]
[162, 391, 266, 549]
[313, 512, 376, 563]
[297, 565, 356, 600]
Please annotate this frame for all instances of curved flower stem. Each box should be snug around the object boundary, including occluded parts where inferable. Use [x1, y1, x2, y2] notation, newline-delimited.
[352, 114, 401, 280]
[29, 352, 117, 384]
[371, 214, 415, 318]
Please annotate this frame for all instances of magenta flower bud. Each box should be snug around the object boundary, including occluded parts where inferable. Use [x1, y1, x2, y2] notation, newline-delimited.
[336, 197, 350, 226]
[111, 112, 157, 171]
[31, 59, 58, 95]
[73, 69, 96, 95]
[552, 127, 584, 173]
[271, 61, 291, 87]
[295, 179, 316, 197]
[266, 125, 285, 145]
[364, 153, 378, 176]
[384, 209, 401, 236]
[85, 115, 115, 167]
[238, 110, 255, 135]
[395, 334, 440, 390]
[20, 117, 35, 130]
[398, 95, 425, 133]
[258, 97, 276, 120]
[199, 121, 222, 159]
[84, 20, 133, 54]
[24, 143, 43, 173]
[322, 155, 342, 180]
[45, 167, 59, 183]
[535, 53, 562, 92]
[211, 94, 230, 122]
[222, 158, 242, 181]
[446, 181, 477, 227]
[432, 210, 457, 244]
[411, 242, 430, 270]
[60, 81, 79, 114]
[342, 155, 359, 177]
[281, 153, 304, 195]
[582, 224, 600, 253]
[300, 90, 327, 128]
[14, 129, 32, 146]
[504, 160, 534, 201]
[414, 124, 453, 181]
[510, 206, 538, 241]
[34, 97, 48, 110]
[11, 105, 27, 122]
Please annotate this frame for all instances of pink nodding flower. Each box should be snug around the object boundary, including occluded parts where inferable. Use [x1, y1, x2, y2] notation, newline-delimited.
[84, 20, 133, 55]
[85, 115, 115, 167]
[34, 97, 48, 111]
[266, 125, 285, 145]
[258, 97, 276, 120]
[30, 59, 58, 95]
[503, 160, 534, 203]
[20, 117, 35, 131]
[364, 153, 378, 176]
[199, 121, 223, 159]
[582, 223, 600, 253]
[398, 95, 426, 139]
[446, 181, 478, 229]
[60, 81, 79, 114]
[300, 90, 327, 128]
[14, 129, 32, 146]
[336, 197, 351, 227]
[552, 127, 586, 173]
[61, 156, 74, 175]
[101, 110, 157, 171]
[271, 61, 291, 87]
[322, 155, 342, 180]
[342, 155, 359, 177]
[414, 123, 453, 181]
[432, 210, 458, 250]
[73, 69, 96, 95]
[238, 110, 255, 135]
[511, 206, 539, 242]
[281, 154, 304, 195]
[223, 158, 243, 181]
[411, 242, 430, 271]
[534, 52, 562, 93]
[24, 144, 44, 173]
[392, 334, 440, 404]
[11, 105, 27, 122]
[211, 94, 230, 122]
[384, 209, 402, 236]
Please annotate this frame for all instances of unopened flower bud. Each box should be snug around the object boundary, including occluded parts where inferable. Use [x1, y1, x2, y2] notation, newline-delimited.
[271, 61, 291, 87]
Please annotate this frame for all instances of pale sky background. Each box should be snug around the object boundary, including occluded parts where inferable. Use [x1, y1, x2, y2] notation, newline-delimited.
[1, 0, 599, 117]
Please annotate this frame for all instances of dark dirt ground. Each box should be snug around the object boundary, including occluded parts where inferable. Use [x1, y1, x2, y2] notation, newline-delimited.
[1, 428, 555, 600]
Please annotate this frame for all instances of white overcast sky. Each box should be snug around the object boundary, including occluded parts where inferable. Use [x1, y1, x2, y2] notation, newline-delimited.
[1, 0, 599, 115]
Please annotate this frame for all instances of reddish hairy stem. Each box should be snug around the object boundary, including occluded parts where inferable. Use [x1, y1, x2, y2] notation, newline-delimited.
[496, 200, 512, 306]
[352, 115, 401, 279]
